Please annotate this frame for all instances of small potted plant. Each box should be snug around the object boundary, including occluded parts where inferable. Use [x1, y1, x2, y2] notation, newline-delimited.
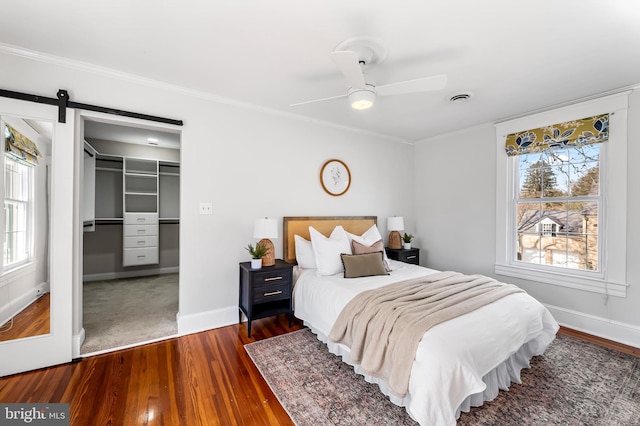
[402, 233, 414, 250]
[246, 243, 269, 269]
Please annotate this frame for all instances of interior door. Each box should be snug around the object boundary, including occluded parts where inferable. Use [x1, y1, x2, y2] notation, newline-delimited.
[0, 97, 74, 376]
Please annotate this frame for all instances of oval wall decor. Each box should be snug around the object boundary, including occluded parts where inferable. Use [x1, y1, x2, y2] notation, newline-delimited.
[320, 159, 351, 196]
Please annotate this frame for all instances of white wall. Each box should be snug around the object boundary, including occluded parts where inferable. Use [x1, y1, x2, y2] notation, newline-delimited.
[0, 50, 416, 339]
[414, 90, 640, 347]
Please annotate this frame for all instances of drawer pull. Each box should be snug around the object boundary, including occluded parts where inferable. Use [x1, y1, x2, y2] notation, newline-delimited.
[406, 255, 417, 259]
[137, 218, 146, 222]
[137, 241, 146, 245]
[137, 229, 146, 234]
[137, 255, 146, 260]
[264, 290, 283, 297]
[264, 276, 283, 282]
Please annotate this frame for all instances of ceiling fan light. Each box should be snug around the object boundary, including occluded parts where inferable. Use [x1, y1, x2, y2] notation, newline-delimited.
[349, 89, 376, 110]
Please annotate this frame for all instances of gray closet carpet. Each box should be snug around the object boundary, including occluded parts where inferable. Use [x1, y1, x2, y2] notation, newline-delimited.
[81, 273, 178, 354]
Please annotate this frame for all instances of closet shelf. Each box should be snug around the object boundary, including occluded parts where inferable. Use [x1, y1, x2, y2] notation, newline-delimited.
[96, 167, 124, 172]
[125, 171, 157, 177]
[95, 218, 124, 224]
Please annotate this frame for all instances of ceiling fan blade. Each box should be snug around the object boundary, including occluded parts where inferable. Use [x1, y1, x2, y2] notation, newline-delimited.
[290, 93, 347, 107]
[376, 74, 448, 97]
[330, 51, 367, 89]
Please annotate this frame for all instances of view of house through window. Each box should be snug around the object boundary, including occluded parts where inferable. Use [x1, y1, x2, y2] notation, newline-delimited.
[3, 155, 32, 269]
[515, 144, 600, 271]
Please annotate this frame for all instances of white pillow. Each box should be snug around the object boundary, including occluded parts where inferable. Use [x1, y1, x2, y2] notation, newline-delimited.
[309, 225, 352, 276]
[294, 234, 316, 269]
[346, 224, 392, 271]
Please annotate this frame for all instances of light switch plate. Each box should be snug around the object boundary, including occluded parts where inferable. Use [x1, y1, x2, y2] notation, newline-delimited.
[199, 202, 213, 215]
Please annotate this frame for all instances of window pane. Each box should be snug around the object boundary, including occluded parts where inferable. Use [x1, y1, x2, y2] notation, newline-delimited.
[516, 202, 542, 262]
[514, 145, 600, 272]
[542, 165, 567, 197]
[519, 162, 546, 198]
[570, 161, 599, 196]
[3, 157, 31, 268]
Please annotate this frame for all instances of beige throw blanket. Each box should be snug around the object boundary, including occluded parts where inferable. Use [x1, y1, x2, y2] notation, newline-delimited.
[328, 271, 524, 397]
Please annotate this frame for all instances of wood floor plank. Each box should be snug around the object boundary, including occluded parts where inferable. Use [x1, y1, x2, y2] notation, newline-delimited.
[0, 293, 50, 341]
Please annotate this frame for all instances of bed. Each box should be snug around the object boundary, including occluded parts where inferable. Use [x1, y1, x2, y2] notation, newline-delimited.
[284, 216, 559, 426]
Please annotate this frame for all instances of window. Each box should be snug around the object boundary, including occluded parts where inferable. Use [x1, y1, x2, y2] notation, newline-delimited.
[1, 123, 39, 273]
[515, 144, 600, 271]
[3, 156, 33, 269]
[495, 92, 629, 297]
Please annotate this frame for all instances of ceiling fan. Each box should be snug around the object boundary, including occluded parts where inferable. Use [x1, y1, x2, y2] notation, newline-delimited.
[291, 39, 448, 110]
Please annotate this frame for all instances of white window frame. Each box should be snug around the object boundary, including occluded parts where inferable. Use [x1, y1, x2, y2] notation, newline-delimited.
[3, 155, 34, 271]
[495, 92, 630, 297]
[0, 122, 36, 274]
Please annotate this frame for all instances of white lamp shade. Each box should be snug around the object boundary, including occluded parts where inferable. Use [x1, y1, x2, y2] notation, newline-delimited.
[253, 218, 278, 239]
[387, 216, 405, 231]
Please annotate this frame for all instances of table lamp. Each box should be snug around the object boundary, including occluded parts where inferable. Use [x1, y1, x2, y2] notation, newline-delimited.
[387, 216, 404, 249]
[254, 218, 277, 266]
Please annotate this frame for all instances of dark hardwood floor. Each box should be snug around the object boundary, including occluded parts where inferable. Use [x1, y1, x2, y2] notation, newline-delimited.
[0, 311, 637, 425]
[0, 293, 50, 342]
[0, 314, 304, 425]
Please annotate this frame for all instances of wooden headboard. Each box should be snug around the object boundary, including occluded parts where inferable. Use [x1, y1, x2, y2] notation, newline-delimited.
[283, 216, 377, 263]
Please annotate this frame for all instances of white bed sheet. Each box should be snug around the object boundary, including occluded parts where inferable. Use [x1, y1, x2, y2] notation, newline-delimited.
[292, 260, 559, 426]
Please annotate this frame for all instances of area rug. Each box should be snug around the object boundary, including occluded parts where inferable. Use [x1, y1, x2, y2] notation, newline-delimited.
[244, 328, 640, 426]
[81, 273, 178, 354]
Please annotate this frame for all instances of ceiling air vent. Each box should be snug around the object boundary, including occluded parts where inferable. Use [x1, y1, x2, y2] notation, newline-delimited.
[449, 93, 472, 103]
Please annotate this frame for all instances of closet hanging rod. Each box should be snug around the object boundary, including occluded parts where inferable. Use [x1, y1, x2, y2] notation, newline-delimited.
[96, 157, 123, 163]
[0, 88, 183, 126]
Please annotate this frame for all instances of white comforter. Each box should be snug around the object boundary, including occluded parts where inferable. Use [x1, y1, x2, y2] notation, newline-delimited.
[292, 260, 559, 426]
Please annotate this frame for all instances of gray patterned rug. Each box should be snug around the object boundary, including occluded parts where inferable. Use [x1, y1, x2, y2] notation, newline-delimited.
[245, 328, 640, 426]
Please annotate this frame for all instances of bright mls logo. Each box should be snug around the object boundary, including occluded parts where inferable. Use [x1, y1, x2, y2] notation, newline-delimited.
[1, 404, 69, 425]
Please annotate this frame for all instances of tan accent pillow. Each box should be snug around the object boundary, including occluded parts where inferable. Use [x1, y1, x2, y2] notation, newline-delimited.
[351, 239, 390, 271]
[341, 252, 389, 279]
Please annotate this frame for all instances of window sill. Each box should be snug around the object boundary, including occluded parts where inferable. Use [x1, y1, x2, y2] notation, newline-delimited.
[0, 261, 37, 287]
[495, 263, 627, 298]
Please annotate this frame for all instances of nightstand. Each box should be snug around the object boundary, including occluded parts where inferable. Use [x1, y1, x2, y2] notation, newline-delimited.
[238, 259, 294, 338]
[385, 247, 420, 265]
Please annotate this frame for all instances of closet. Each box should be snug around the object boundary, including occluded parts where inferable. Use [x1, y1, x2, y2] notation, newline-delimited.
[85, 153, 180, 275]
[81, 118, 180, 279]
[81, 119, 180, 354]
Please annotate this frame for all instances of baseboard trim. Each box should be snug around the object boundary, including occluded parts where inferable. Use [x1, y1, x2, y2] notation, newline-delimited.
[72, 328, 85, 358]
[83, 267, 179, 282]
[544, 303, 640, 349]
[0, 281, 49, 326]
[176, 306, 238, 336]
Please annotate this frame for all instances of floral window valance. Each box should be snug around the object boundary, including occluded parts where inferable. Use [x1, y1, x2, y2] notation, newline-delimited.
[504, 113, 609, 156]
[4, 124, 42, 166]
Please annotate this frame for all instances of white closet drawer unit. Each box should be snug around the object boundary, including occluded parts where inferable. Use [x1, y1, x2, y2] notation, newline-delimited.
[124, 224, 159, 237]
[124, 212, 159, 225]
[124, 236, 159, 248]
[123, 247, 159, 266]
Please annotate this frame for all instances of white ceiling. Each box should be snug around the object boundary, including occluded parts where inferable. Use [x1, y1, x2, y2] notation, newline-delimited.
[2, 0, 640, 143]
[83, 120, 181, 150]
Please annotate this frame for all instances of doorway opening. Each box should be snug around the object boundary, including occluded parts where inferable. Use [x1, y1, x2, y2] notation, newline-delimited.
[80, 117, 180, 355]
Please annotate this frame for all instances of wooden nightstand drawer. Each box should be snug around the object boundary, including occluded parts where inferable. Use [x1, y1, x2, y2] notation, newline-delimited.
[253, 282, 291, 303]
[385, 247, 420, 265]
[252, 269, 292, 286]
